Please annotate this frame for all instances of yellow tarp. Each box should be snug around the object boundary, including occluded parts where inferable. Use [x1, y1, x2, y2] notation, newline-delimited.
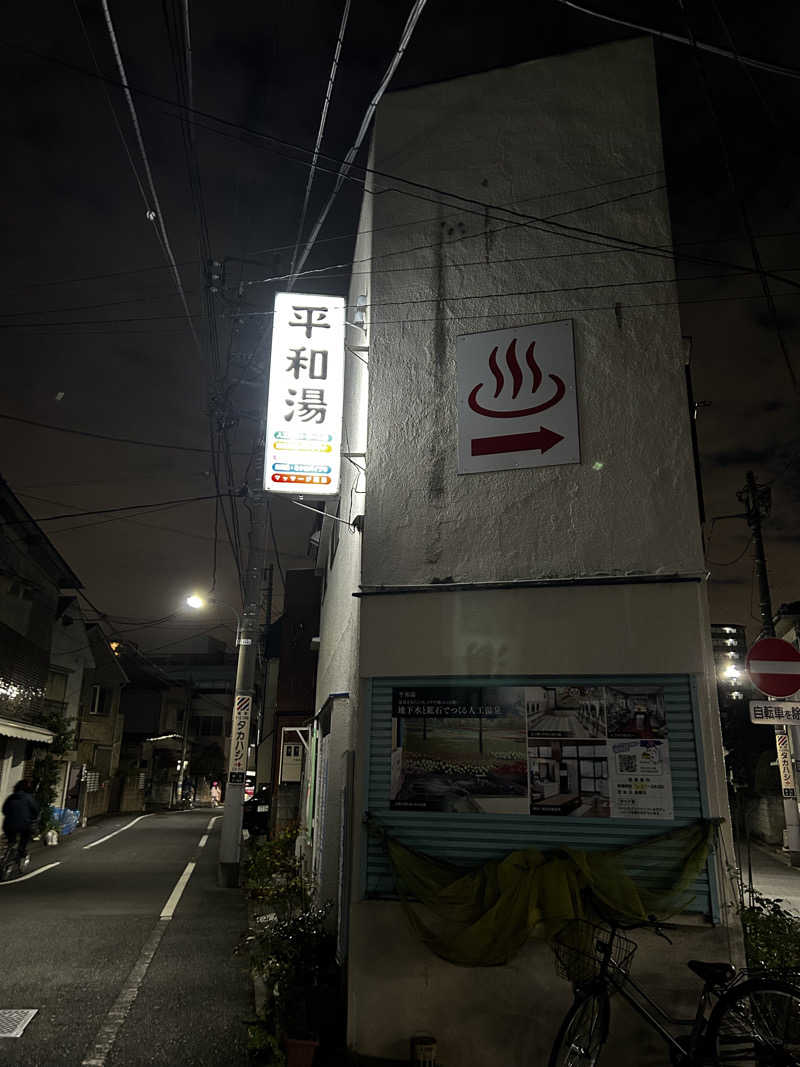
[376, 819, 718, 967]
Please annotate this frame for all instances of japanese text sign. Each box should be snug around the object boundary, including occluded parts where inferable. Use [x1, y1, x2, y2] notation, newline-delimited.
[750, 701, 800, 725]
[456, 319, 580, 474]
[264, 293, 345, 496]
[228, 693, 252, 778]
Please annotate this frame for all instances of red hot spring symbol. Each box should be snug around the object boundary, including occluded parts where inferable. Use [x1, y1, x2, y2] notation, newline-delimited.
[468, 339, 565, 456]
[468, 339, 565, 418]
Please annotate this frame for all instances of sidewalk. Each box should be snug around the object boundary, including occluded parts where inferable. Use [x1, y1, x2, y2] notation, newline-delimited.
[746, 841, 800, 913]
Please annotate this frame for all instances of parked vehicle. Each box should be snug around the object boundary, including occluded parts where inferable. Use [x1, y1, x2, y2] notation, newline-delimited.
[242, 787, 271, 838]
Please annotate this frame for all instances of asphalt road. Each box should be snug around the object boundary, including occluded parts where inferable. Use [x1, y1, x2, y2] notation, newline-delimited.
[0, 809, 252, 1066]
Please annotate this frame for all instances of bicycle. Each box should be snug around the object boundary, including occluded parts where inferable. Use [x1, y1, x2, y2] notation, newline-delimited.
[0, 835, 30, 882]
[549, 916, 800, 1065]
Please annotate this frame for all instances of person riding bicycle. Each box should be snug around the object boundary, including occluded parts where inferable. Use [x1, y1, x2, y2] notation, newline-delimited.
[2, 779, 39, 861]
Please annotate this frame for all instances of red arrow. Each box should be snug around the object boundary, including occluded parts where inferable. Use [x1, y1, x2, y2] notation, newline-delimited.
[471, 426, 564, 457]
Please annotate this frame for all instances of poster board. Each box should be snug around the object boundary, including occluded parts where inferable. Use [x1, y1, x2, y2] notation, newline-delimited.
[390, 683, 673, 821]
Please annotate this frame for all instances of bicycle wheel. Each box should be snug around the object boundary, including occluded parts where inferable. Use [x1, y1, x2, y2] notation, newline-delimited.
[548, 987, 610, 1067]
[707, 977, 800, 1065]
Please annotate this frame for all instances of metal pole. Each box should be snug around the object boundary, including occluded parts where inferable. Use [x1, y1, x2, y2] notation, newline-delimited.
[175, 680, 192, 805]
[218, 494, 267, 887]
[741, 470, 800, 865]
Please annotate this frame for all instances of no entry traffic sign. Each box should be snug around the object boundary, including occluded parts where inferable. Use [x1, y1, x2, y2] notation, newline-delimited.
[746, 637, 800, 698]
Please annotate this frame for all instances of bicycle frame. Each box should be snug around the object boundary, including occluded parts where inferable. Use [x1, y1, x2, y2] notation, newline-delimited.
[589, 928, 717, 1060]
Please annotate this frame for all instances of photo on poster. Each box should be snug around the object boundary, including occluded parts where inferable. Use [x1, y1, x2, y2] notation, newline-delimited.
[528, 740, 609, 817]
[390, 686, 529, 813]
[606, 685, 667, 739]
[608, 738, 674, 820]
[525, 685, 607, 739]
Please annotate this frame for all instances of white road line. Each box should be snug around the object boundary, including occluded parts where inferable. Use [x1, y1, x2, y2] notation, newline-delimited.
[0, 862, 60, 884]
[160, 861, 196, 919]
[80, 918, 169, 1066]
[81, 856, 200, 1065]
[198, 834, 209, 848]
[83, 814, 152, 850]
[206, 815, 219, 831]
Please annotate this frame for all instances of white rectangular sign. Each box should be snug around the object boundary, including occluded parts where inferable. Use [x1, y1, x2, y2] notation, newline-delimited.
[750, 700, 800, 724]
[264, 292, 345, 496]
[456, 319, 579, 474]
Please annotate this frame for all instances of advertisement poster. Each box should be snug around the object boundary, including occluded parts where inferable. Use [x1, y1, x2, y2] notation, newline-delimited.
[390, 684, 673, 821]
[390, 687, 529, 813]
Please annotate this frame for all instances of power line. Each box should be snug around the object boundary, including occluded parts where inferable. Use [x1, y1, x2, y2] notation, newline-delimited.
[550, 0, 800, 80]
[7, 36, 800, 295]
[0, 492, 230, 526]
[358, 285, 800, 328]
[288, 0, 429, 286]
[677, 3, 798, 394]
[288, 0, 352, 281]
[0, 411, 251, 453]
[98, 0, 204, 359]
[3, 170, 666, 297]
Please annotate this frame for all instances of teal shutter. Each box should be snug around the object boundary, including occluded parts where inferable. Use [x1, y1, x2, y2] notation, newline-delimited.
[364, 674, 713, 917]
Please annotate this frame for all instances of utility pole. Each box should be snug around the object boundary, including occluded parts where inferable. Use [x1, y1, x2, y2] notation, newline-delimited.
[218, 495, 267, 887]
[738, 470, 800, 864]
[256, 563, 275, 787]
[175, 680, 193, 805]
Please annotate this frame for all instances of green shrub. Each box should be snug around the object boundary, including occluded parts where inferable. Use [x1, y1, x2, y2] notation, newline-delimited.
[244, 825, 306, 916]
[740, 889, 800, 974]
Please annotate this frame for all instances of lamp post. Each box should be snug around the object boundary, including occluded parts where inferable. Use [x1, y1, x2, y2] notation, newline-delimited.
[185, 525, 266, 888]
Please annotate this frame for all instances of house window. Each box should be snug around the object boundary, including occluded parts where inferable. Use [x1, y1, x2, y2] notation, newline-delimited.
[89, 685, 111, 716]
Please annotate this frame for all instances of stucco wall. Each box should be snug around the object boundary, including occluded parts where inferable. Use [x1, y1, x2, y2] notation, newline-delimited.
[307, 184, 373, 910]
[342, 38, 737, 1066]
[363, 36, 703, 589]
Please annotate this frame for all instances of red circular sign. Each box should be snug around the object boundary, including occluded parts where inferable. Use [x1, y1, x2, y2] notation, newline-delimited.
[746, 637, 800, 698]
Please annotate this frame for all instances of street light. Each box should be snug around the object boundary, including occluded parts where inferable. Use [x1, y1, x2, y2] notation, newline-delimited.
[185, 592, 241, 641]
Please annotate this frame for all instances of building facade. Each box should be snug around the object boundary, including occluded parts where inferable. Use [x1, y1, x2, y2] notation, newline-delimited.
[302, 37, 737, 1065]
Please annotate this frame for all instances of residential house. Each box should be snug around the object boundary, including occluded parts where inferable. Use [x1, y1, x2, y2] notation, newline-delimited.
[0, 476, 82, 801]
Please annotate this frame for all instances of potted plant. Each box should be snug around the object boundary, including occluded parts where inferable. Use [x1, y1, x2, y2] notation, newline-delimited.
[253, 903, 337, 1066]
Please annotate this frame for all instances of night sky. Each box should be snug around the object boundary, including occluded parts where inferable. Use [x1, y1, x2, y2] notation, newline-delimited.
[2, 1, 798, 650]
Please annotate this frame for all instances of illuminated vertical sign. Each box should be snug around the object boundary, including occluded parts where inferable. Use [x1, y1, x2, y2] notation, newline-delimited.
[264, 292, 345, 496]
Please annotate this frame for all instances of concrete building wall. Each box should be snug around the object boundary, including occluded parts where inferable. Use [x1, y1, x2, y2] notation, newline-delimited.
[333, 38, 736, 1067]
[305, 188, 372, 912]
[363, 37, 702, 590]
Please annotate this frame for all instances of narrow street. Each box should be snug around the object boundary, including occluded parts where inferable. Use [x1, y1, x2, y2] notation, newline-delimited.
[0, 809, 252, 1066]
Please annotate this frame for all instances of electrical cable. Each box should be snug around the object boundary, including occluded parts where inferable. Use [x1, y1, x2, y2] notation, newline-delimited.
[98, 0, 204, 359]
[266, 497, 286, 592]
[0, 492, 230, 526]
[707, 537, 754, 567]
[676, 1, 798, 394]
[288, 0, 352, 281]
[6, 37, 800, 295]
[549, 0, 800, 80]
[0, 411, 252, 453]
[288, 0, 429, 287]
[2, 171, 667, 297]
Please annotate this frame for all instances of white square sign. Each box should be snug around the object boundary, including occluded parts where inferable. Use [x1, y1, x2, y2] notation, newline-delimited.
[456, 319, 579, 474]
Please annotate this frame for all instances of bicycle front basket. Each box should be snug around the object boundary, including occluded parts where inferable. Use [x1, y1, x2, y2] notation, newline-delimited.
[552, 920, 637, 986]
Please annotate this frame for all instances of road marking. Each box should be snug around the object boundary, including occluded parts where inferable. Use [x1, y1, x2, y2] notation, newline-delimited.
[0, 862, 60, 885]
[198, 834, 209, 848]
[206, 815, 219, 831]
[83, 814, 152, 850]
[81, 856, 200, 1065]
[80, 919, 170, 1066]
[160, 861, 196, 919]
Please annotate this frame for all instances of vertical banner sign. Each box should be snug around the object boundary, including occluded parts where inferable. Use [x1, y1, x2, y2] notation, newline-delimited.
[456, 319, 579, 474]
[264, 292, 345, 496]
[776, 729, 796, 799]
[228, 694, 252, 785]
